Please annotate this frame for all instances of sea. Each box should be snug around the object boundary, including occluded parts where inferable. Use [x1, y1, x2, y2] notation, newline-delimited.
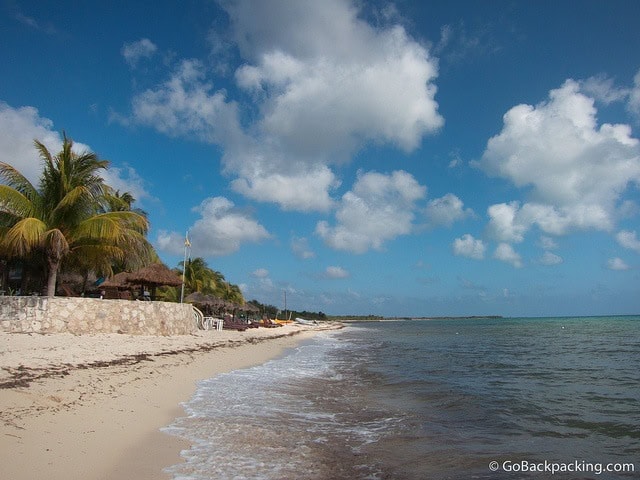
[163, 316, 640, 479]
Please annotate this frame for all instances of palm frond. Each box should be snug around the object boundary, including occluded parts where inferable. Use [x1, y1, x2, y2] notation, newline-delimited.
[49, 184, 94, 224]
[0, 185, 36, 220]
[0, 162, 39, 201]
[83, 211, 150, 236]
[1, 217, 47, 256]
[34, 140, 55, 184]
[68, 244, 125, 276]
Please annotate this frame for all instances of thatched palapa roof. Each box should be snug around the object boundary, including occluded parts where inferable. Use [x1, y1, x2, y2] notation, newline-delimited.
[100, 271, 131, 288]
[185, 292, 221, 305]
[125, 263, 183, 287]
[101, 264, 182, 289]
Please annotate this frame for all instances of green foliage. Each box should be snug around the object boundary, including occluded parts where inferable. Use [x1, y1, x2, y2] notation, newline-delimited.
[0, 133, 154, 296]
[167, 256, 246, 304]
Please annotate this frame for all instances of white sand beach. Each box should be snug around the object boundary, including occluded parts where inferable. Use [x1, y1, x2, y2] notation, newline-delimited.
[0, 324, 338, 480]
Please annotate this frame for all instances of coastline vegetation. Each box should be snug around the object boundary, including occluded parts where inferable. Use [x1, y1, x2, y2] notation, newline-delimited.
[1, 134, 501, 320]
[0, 134, 153, 297]
[0, 134, 248, 307]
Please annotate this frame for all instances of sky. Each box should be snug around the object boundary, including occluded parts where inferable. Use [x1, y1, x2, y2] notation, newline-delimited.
[1, 0, 640, 317]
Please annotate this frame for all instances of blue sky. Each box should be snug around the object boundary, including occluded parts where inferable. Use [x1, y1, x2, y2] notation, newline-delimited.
[1, 0, 640, 317]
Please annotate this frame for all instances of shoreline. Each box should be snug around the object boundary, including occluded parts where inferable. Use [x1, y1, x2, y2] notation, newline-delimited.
[0, 324, 339, 480]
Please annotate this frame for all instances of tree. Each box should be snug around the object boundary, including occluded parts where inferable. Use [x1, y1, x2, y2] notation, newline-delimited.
[177, 257, 223, 295]
[217, 281, 244, 304]
[0, 134, 153, 296]
[170, 256, 245, 304]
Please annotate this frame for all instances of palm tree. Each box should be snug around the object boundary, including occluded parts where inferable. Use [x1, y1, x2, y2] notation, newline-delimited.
[217, 281, 245, 305]
[0, 134, 153, 296]
[177, 257, 225, 296]
[102, 188, 148, 218]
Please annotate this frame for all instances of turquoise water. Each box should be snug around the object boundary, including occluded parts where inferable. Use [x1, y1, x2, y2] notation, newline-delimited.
[164, 316, 640, 479]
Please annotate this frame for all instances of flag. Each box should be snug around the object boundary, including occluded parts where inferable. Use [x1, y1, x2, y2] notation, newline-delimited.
[184, 232, 191, 248]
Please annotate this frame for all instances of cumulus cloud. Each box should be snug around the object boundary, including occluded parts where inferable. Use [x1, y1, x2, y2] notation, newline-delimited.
[156, 196, 270, 256]
[539, 251, 563, 266]
[125, 59, 242, 145]
[452, 234, 485, 260]
[479, 79, 640, 240]
[616, 230, 640, 253]
[230, 164, 338, 212]
[607, 257, 630, 271]
[324, 266, 349, 279]
[580, 74, 629, 105]
[251, 268, 269, 278]
[316, 170, 426, 253]
[124, 0, 442, 212]
[425, 193, 473, 227]
[101, 165, 151, 204]
[121, 38, 158, 67]
[0, 102, 62, 184]
[487, 202, 528, 242]
[0, 101, 149, 201]
[494, 243, 523, 268]
[291, 236, 315, 259]
[538, 236, 559, 250]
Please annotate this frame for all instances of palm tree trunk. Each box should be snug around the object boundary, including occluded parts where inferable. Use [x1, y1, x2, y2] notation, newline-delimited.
[46, 259, 59, 297]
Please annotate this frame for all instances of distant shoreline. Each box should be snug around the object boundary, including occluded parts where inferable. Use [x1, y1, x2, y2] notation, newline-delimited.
[337, 315, 504, 322]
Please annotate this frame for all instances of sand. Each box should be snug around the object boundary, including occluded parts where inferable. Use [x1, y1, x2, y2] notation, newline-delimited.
[0, 323, 338, 480]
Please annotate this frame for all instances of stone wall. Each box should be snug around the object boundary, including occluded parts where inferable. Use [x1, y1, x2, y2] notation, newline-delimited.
[0, 296, 197, 336]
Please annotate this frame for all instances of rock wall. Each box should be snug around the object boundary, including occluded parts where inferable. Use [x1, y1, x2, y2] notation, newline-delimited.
[0, 296, 197, 336]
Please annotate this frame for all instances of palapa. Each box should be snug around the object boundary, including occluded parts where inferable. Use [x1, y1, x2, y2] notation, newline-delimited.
[185, 292, 230, 316]
[125, 263, 183, 287]
[100, 271, 131, 288]
[185, 292, 219, 305]
[124, 263, 183, 300]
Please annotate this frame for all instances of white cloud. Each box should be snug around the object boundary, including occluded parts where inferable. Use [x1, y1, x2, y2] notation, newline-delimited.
[425, 193, 473, 227]
[124, 59, 242, 145]
[494, 243, 523, 268]
[121, 38, 158, 67]
[0, 101, 149, 201]
[325, 266, 349, 279]
[0, 102, 64, 184]
[607, 257, 630, 271]
[251, 268, 269, 278]
[316, 170, 426, 253]
[291, 236, 315, 259]
[13, 9, 56, 34]
[156, 196, 271, 256]
[539, 251, 563, 266]
[101, 165, 151, 204]
[580, 74, 629, 105]
[616, 230, 640, 253]
[538, 236, 558, 250]
[155, 230, 186, 256]
[235, 27, 442, 155]
[452, 234, 485, 260]
[125, 0, 443, 212]
[230, 165, 338, 212]
[487, 202, 528, 242]
[480, 80, 640, 239]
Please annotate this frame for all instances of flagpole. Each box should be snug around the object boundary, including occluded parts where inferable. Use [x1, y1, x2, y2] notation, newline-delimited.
[180, 231, 190, 303]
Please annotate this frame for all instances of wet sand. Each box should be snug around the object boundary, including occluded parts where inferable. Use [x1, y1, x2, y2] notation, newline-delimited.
[0, 324, 338, 479]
